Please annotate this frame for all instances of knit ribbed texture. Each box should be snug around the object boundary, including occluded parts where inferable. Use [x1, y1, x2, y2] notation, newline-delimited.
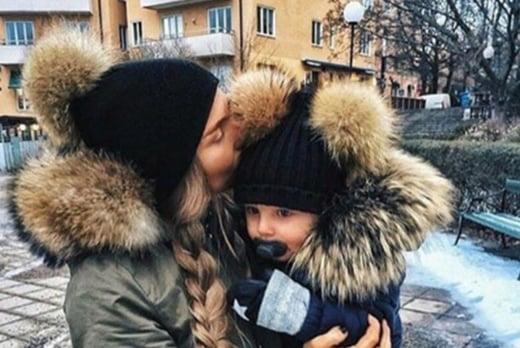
[70, 59, 218, 207]
[235, 90, 345, 214]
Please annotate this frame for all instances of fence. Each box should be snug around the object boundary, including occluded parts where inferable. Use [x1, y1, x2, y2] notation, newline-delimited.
[0, 137, 43, 172]
[391, 97, 426, 110]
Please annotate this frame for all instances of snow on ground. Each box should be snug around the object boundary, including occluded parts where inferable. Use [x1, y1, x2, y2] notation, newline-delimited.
[405, 232, 520, 348]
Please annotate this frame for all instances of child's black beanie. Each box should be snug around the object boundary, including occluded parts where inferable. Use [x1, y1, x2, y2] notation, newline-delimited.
[234, 89, 345, 214]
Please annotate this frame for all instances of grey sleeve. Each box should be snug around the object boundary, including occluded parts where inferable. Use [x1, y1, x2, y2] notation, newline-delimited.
[257, 269, 311, 335]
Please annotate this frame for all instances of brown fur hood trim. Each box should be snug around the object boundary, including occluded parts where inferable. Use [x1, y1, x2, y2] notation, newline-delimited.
[291, 150, 454, 302]
[9, 150, 163, 266]
[230, 69, 299, 145]
[23, 26, 115, 148]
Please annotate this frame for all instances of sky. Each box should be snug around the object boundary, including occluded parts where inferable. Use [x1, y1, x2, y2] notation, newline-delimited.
[405, 232, 520, 348]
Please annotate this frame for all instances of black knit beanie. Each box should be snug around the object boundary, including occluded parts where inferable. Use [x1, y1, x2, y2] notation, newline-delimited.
[234, 90, 345, 214]
[69, 59, 218, 207]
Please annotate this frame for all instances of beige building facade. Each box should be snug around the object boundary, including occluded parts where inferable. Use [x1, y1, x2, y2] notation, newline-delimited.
[126, 0, 379, 88]
[0, 0, 126, 135]
[1, 0, 405, 134]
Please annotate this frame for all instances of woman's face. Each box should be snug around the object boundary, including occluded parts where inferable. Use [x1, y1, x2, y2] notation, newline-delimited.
[197, 89, 243, 192]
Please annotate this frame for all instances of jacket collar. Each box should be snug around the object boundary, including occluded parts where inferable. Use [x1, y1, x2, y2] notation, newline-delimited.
[10, 149, 164, 266]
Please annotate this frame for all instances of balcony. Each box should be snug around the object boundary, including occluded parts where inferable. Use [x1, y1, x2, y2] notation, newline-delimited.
[141, 0, 215, 10]
[0, 0, 92, 14]
[0, 45, 28, 65]
[143, 32, 234, 58]
[185, 32, 234, 57]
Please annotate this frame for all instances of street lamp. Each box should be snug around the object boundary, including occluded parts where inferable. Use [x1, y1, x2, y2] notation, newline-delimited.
[483, 44, 495, 59]
[343, 1, 366, 78]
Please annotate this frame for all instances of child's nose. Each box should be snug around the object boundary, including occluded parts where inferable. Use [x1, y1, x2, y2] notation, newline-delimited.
[257, 217, 274, 237]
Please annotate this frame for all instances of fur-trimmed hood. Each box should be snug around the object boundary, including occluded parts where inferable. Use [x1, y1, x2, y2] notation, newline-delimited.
[230, 70, 454, 302]
[10, 149, 164, 266]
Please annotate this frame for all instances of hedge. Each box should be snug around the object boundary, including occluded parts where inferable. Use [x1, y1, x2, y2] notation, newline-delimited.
[402, 140, 520, 214]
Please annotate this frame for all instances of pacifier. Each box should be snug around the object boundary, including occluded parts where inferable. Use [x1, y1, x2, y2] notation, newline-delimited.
[253, 239, 288, 260]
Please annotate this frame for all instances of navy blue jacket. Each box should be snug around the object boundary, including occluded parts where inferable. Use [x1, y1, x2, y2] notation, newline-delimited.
[284, 269, 403, 347]
[249, 256, 403, 348]
[295, 277, 403, 347]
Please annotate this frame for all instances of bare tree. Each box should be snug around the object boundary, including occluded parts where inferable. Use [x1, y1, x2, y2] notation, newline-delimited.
[127, 37, 195, 60]
[232, 23, 279, 72]
[325, 0, 520, 117]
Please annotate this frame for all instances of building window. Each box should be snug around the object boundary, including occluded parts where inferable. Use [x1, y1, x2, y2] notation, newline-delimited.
[63, 21, 89, 33]
[162, 15, 183, 39]
[16, 89, 30, 111]
[328, 27, 336, 49]
[5, 21, 34, 45]
[119, 25, 127, 50]
[208, 6, 232, 33]
[359, 30, 372, 55]
[304, 70, 321, 87]
[257, 6, 275, 37]
[132, 21, 143, 46]
[78, 22, 89, 33]
[311, 21, 322, 46]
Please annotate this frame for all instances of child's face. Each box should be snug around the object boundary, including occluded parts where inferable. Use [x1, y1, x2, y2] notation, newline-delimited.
[244, 204, 318, 262]
[197, 89, 244, 192]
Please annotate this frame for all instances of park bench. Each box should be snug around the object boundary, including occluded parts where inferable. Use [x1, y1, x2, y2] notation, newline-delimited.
[454, 179, 520, 280]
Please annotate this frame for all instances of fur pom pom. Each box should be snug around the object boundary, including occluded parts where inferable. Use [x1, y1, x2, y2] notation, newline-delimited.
[230, 69, 298, 145]
[23, 26, 115, 147]
[310, 82, 398, 176]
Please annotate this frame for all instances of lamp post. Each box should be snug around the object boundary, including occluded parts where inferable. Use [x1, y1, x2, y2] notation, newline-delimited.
[482, 42, 495, 119]
[343, 1, 366, 78]
[483, 44, 495, 60]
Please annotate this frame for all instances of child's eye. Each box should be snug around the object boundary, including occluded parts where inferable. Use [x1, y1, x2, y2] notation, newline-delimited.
[277, 208, 292, 217]
[244, 206, 259, 215]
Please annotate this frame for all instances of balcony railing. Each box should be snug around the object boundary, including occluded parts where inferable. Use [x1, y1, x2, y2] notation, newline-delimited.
[141, 0, 215, 10]
[0, 0, 92, 13]
[0, 43, 29, 65]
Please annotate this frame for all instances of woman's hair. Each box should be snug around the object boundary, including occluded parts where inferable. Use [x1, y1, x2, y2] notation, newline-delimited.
[170, 160, 236, 348]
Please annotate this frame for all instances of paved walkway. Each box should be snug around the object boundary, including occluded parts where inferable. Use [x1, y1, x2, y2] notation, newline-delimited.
[0, 252, 504, 347]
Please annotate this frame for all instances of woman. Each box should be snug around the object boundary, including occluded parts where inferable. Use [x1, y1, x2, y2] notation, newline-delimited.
[9, 27, 388, 348]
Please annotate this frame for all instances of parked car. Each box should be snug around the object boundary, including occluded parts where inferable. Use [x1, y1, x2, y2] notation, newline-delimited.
[419, 93, 451, 109]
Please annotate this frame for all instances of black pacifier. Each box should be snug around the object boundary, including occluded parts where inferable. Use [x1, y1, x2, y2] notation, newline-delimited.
[253, 239, 288, 260]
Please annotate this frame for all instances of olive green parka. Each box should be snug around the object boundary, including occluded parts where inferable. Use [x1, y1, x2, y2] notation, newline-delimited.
[10, 150, 280, 348]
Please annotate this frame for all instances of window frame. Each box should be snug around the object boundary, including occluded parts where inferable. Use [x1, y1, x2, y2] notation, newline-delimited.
[132, 21, 143, 46]
[311, 20, 323, 47]
[328, 26, 336, 49]
[16, 88, 31, 112]
[161, 14, 184, 39]
[119, 25, 127, 50]
[208, 6, 232, 34]
[359, 30, 372, 56]
[256, 6, 276, 37]
[5, 21, 34, 45]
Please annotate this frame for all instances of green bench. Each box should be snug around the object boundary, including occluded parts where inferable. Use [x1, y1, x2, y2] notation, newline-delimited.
[454, 179, 520, 280]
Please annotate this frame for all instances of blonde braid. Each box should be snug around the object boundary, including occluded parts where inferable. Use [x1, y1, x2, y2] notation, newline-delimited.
[171, 161, 235, 348]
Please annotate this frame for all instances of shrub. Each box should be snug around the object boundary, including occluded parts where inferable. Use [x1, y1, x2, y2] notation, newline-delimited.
[402, 140, 520, 214]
